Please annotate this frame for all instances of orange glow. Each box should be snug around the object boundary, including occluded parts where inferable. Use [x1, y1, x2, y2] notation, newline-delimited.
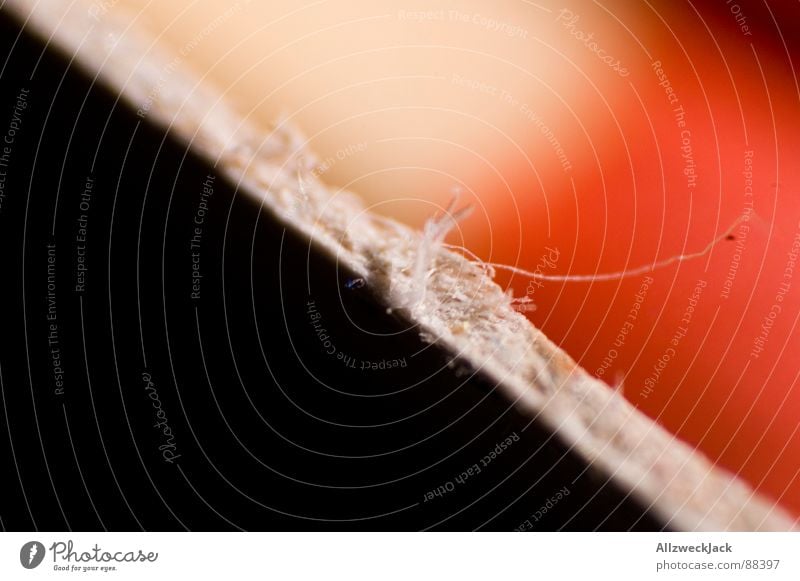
[110, 0, 800, 515]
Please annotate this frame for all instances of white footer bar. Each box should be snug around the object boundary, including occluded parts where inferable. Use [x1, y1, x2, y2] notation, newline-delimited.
[1, 532, 798, 580]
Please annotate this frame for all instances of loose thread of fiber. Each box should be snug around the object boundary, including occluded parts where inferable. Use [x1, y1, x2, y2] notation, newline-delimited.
[482, 215, 747, 283]
[404, 196, 474, 307]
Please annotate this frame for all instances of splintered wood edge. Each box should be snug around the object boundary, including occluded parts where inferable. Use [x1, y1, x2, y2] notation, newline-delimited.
[8, 0, 795, 531]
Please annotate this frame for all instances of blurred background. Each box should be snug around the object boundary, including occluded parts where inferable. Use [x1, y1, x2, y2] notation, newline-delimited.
[100, 0, 800, 516]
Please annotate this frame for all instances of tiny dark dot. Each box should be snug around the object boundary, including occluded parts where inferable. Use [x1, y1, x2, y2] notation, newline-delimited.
[726, 235, 736, 241]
